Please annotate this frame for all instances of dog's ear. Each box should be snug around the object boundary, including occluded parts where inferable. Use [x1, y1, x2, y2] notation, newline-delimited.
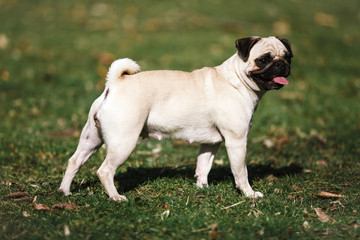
[277, 37, 293, 57]
[235, 37, 261, 61]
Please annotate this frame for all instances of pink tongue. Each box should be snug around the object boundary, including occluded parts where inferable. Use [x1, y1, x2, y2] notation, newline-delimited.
[273, 77, 289, 85]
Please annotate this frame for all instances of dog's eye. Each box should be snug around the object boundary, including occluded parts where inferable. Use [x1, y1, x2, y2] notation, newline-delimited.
[260, 58, 269, 64]
[256, 56, 270, 68]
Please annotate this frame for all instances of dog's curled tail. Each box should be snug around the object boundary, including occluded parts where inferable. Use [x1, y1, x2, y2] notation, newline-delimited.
[106, 58, 141, 86]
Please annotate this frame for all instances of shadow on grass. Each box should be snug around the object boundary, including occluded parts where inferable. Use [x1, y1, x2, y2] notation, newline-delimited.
[111, 163, 303, 193]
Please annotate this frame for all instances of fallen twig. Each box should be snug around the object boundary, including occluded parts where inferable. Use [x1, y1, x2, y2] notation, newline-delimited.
[5, 191, 29, 198]
[223, 200, 246, 210]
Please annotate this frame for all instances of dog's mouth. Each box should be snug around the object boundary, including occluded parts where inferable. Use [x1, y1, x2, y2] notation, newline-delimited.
[250, 60, 291, 91]
[252, 75, 289, 91]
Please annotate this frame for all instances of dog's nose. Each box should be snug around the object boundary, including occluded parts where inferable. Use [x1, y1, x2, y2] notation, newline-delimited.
[275, 61, 283, 68]
[274, 61, 286, 71]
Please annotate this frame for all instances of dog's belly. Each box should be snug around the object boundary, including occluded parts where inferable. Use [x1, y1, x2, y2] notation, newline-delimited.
[145, 125, 223, 144]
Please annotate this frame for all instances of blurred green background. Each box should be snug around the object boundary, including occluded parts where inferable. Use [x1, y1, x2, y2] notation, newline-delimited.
[0, 0, 359, 239]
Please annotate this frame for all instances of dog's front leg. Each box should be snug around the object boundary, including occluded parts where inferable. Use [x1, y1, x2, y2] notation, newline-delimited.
[195, 143, 221, 187]
[225, 137, 263, 198]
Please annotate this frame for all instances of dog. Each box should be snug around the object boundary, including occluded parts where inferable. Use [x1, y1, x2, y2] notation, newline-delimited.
[58, 36, 293, 201]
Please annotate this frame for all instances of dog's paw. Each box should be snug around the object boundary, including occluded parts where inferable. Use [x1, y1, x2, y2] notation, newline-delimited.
[196, 182, 209, 188]
[245, 191, 264, 198]
[196, 179, 209, 188]
[250, 191, 264, 198]
[253, 191, 264, 198]
[110, 194, 128, 202]
[57, 188, 72, 196]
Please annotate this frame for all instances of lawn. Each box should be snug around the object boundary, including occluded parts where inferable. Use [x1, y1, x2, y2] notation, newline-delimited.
[1, 0, 359, 239]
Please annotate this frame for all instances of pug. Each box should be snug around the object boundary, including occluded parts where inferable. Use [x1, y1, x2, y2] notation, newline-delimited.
[58, 36, 293, 201]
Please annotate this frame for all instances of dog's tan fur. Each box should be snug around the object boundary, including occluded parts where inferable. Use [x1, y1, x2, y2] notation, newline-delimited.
[58, 37, 292, 201]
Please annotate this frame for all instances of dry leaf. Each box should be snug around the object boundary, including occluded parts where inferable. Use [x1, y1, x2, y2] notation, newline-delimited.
[277, 137, 289, 144]
[8, 144, 16, 154]
[266, 174, 278, 184]
[1, 70, 10, 81]
[26, 178, 36, 183]
[303, 209, 317, 218]
[152, 145, 162, 154]
[160, 210, 170, 220]
[273, 20, 291, 35]
[263, 139, 274, 148]
[95, 51, 116, 65]
[323, 229, 334, 235]
[256, 228, 265, 236]
[214, 159, 224, 165]
[39, 151, 46, 159]
[34, 203, 51, 211]
[329, 205, 339, 212]
[316, 191, 344, 198]
[0, 34, 9, 49]
[310, 130, 327, 143]
[313, 208, 330, 222]
[210, 224, 219, 239]
[22, 211, 30, 217]
[303, 221, 310, 229]
[316, 160, 328, 166]
[314, 12, 338, 27]
[97, 64, 108, 78]
[253, 209, 263, 218]
[52, 203, 78, 210]
[329, 200, 345, 211]
[64, 225, 70, 236]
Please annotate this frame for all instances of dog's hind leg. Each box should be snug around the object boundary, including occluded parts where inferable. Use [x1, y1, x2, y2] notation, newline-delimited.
[96, 134, 139, 202]
[57, 94, 106, 196]
[58, 119, 103, 196]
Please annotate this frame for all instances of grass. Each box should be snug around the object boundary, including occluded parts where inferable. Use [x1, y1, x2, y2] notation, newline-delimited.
[1, 0, 359, 239]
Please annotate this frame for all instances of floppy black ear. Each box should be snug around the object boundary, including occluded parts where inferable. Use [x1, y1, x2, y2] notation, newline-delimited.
[277, 37, 293, 57]
[235, 37, 261, 61]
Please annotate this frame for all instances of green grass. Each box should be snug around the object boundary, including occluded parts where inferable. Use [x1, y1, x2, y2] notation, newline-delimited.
[1, 0, 359, 239]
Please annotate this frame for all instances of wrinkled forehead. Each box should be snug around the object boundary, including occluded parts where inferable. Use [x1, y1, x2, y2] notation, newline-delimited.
[250, 37, 288, 58]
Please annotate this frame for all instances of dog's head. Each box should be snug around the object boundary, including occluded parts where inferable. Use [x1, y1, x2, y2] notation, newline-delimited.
[236, 36, 293, 91]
